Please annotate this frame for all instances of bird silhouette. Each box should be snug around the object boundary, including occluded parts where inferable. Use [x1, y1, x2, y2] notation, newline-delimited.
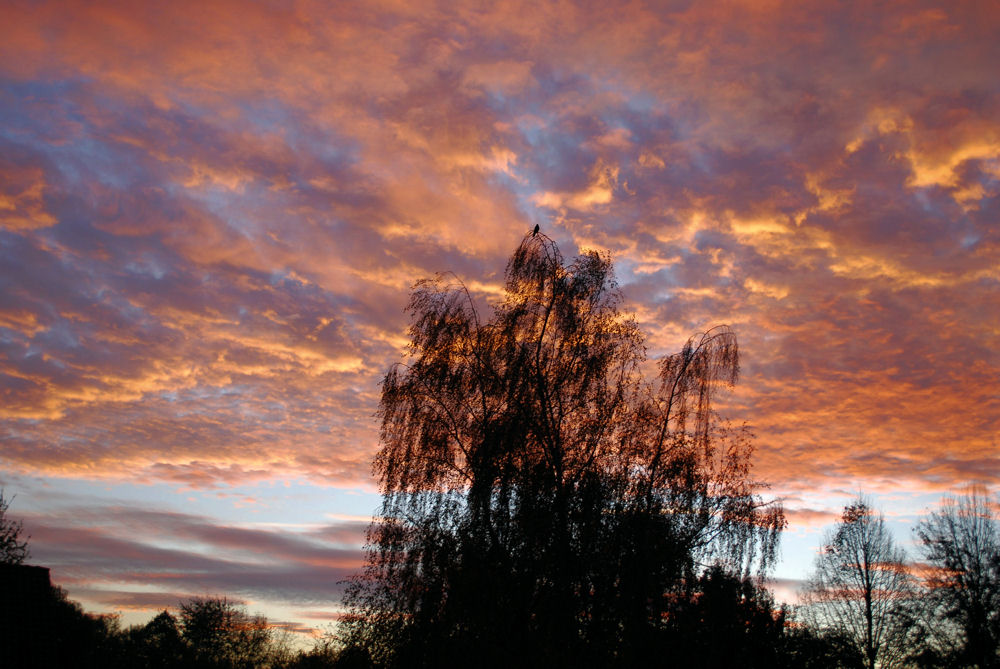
[532, 224, 539, 236]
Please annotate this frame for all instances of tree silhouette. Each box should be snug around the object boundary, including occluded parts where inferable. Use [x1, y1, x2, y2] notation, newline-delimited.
[780, 624, 867, 669]
[2, 563, 128, 667]
[914, 487, 1000, 669]
[179, 597, 275, 669]
[0, 489, 30, 565]
[801, 498, 914, 669]
[121, 610, 188, 667]
[664, 566, 789, 668]
[340, 234, 784, 667]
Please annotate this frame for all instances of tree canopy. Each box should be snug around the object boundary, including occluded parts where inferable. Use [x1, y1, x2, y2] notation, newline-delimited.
[340, 234, 785, 667]
[179, 597, 278, 669]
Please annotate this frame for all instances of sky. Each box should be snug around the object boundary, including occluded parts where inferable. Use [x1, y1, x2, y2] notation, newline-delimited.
[1, 0, 998, 642]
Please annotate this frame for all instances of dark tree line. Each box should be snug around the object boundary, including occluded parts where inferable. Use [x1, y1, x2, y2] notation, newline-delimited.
[0, 580, 341, 669]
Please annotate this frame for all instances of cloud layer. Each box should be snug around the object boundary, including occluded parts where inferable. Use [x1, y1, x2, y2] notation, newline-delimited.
[22, 502, 365, 636]
[1, 0, 998, 632]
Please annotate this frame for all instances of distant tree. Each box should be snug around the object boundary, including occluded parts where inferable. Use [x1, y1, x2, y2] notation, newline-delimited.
[284, 633, 343, 669]
[914, 487, 1000, 669]
[179, 596, 275, 669]
[801, 498, 915, 669]
[340, 234, 784, 667]
[121, 610, 189, 667]
[0, 489, 30, 564]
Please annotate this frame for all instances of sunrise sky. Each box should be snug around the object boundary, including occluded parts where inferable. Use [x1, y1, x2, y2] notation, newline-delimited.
[1, 0, 998, 641]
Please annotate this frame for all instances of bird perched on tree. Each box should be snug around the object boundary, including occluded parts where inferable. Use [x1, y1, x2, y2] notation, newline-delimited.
[532, 224, 539, 236]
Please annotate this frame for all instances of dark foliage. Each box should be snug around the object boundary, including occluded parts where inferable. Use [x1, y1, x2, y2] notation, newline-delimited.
[780, 625, 867, 669]
[1, 579, 123, 669]
[179, 596, 278, 668]
[662, 567, 789, 668]
[285, 640, 344, 669]
[119, 610, 188, 668]
[1, 581, 305, 669]
[339, 234, 785, 667]
[0, 490, 30, 565]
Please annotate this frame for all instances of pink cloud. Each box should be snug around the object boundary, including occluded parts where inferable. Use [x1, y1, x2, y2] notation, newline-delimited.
[0, 0, 997, 626]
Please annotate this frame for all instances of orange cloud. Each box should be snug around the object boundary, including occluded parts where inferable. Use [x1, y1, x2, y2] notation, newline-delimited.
[0, 1, 998, 627]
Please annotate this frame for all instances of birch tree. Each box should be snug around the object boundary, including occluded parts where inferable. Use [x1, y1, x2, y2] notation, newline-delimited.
[341, 233, 785, 667]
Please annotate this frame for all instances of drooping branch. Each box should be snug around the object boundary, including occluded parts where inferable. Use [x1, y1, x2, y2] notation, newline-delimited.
[343, 233, 785, 666]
